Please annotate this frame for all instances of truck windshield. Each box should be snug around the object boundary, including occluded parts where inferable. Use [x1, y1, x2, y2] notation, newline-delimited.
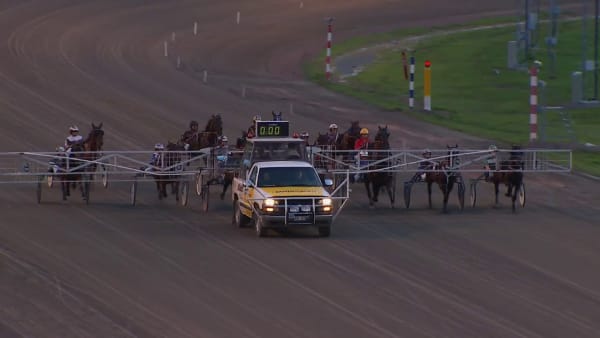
[257, 167, 322, 187]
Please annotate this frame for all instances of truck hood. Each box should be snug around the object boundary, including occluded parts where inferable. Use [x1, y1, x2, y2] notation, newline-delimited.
[259, 186, 328, 197]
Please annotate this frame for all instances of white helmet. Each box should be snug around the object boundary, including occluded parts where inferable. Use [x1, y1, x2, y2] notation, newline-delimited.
[329, 123, 338, 130]
[220, 136, 228, 142]
[69, 125, 79, 132]
[154, 143, 165, 150]
[489, 144, 498, 151]
[422, 148, 431, 155]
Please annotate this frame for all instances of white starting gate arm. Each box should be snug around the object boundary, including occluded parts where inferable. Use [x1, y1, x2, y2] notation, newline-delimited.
[310, 148, 572, 174]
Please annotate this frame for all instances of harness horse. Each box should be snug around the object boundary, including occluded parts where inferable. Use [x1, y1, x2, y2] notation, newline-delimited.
[363, 126, 396, 208]
[423, 145, 466, 213]
[59, 123, 105, 203]
[153, 142, 185, 201]
[469, 145, 526, 212]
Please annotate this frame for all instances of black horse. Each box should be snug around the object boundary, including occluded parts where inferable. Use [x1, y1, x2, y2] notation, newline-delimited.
[425, 145, 461, 213]
[154, 142, 184, 201]
[364, 126, 395, 208]
[490, 145, 525, 212]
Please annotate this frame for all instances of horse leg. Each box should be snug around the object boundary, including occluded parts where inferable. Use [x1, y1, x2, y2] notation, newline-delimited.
[372, 179, 380, 203]
[221, 179, 231, 200]
[427, 182, 433, 209]
[387, 179, 395, 208]
[494, 181, 499, 206]
[505, 181, 513, 197]
[174, 181, 180, 201]
[442, 186, 449, 213]
[364, 179, 373, 207]
[61, 180, 68, 200]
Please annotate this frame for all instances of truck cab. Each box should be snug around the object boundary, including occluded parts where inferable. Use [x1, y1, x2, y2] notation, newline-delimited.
[231, 120, 334, 237]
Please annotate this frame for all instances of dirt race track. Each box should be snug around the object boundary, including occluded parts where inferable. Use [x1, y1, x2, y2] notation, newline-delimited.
[1, 1, 600, 337]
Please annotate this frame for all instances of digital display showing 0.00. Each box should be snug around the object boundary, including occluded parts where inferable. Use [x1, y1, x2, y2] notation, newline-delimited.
[256, 121, 289, 138]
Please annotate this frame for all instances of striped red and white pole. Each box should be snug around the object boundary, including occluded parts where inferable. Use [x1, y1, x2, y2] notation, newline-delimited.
[325, 18, 334, 80]
[529, 65, 538, 141]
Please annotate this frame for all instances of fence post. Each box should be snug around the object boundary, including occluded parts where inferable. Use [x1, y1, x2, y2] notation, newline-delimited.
[409, 55, 415, 109]
[529, 61, 541, 141]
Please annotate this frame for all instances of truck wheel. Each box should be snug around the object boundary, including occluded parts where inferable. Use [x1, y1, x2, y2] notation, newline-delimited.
[233, 199, 250, 227]
[254, 214, 267, 237]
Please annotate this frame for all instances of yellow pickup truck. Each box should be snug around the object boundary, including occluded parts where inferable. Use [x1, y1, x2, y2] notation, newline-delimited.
[232, 157, 334, 237]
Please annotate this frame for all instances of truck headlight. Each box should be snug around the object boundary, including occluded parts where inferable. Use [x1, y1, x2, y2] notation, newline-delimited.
[264, 199, 276, 207]
[320, 198, 332, 206]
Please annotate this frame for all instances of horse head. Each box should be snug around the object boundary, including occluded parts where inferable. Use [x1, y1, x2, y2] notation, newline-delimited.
[374, 125, 390, 149]
[348, 120, 361, 136]
[315, 132, 329, 146]
[85, 122, 104, 151]
[205, 114, 223, 136]
[236, 130, 247, 149]
[446, 144, 460, 170]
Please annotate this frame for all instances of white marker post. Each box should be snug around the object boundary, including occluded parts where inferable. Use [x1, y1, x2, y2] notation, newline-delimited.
[203, 70, 208, 83]
[193, 22, 198, 35]
[164, 41, 168, 57]
[171, 32, 176, 42]
[176, 56, 181, 69]
[236, 11, 240, 24]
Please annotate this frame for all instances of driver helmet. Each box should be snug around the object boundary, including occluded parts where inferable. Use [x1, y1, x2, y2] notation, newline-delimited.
[154, 143, 165, 150]
[329, 123, 338, 130]
[300, 131, 309, 138]
[69, 125, 79, 133]
[422, 148, 432, 157]
[360, 128, 369, 135]
[488, 144, 498, 151]
[220, 135, 228, 143]
[190, 120, 199, 128]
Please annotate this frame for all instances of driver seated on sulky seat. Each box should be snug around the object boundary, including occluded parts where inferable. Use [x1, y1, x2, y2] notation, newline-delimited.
[411, 149, 437, 183]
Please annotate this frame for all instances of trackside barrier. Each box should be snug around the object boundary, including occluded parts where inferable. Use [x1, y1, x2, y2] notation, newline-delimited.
[0, 150, 213, 184]
[309, 148, 572, 174]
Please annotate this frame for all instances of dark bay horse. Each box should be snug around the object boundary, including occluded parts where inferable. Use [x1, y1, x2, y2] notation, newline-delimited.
[364, 126, 395, 208]
[60, 123, 104, 201]
[336, 120, 361, 164]
[489, 145, 525, 212]
[154, 142, 184, 201]
[425, 145, 461, 213]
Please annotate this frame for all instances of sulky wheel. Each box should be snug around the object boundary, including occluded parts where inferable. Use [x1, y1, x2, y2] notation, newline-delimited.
[36, 176, 43, 204]
[101, 165, 108, 188]
[180, 181, 189, 207]
[518, 182, 526, 208]
[195, 173, 202, 196]
[83, 180, 91, 205]
[130, 180, 137, 206]
[470, 182, 477, 208]
[403, 182, 412, 209]
[201, 183, 210, 212]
